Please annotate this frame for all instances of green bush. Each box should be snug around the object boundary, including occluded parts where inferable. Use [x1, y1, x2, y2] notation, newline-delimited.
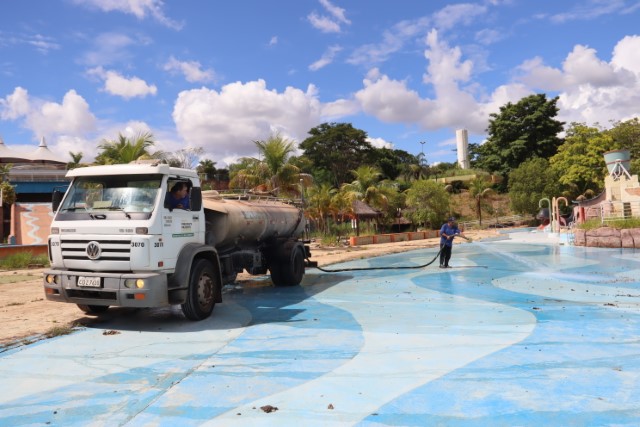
[0, 252, 50, 269]
[577, 218, 640, 230]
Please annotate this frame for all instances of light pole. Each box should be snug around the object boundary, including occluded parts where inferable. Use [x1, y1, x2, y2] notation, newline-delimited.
[419, 141, 427, 180]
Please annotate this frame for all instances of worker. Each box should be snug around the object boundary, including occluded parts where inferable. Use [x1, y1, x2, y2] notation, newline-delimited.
[439, 217, 466, 268]
[168, 182, 190, 210]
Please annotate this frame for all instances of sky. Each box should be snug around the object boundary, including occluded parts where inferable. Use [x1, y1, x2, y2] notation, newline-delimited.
[1, 0, 640, 168]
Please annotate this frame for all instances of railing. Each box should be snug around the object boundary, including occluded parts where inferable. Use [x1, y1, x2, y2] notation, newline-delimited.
[459, 214, 532, 230]
[598, 200, 640, 224]
[8, 169, 69, 182]
[205, 189, 304, 206]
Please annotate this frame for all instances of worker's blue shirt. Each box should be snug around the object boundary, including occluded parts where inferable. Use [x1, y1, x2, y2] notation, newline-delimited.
[168, 193, 190, 210]
[440, 223, 460, 247]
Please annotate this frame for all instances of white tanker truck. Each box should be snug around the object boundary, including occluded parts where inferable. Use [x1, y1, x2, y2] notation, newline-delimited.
[42, 160, 316, 320]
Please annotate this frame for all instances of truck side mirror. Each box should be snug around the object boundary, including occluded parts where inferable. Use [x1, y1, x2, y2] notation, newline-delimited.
[52, 190, 64, 212]
[190, 187, 202, 211]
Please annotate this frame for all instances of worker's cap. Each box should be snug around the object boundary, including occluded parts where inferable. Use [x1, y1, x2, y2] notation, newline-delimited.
[447, 217, 456, 222]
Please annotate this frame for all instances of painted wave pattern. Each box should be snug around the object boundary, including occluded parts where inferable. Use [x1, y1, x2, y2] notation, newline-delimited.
[0, 243, 639, 425]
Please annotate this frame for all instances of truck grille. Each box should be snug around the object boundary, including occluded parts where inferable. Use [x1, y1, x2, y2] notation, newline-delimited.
[60, 238, 131, 262]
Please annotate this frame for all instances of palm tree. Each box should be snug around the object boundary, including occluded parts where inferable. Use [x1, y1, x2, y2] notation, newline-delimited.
[341, 165, 393, 209]
[197, 159, 217, 181]
[232, 133, 312, 197]
[340, 165, 400, 235]
[67, 152, 83, 170]
[306, 183, 337, 234]
[0, 164, 12, 182]
[468, 177, 493, 225]
[95, 132, 158, 164]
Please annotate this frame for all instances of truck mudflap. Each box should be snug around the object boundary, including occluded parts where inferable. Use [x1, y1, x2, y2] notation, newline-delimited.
[43, 270, 170, 308]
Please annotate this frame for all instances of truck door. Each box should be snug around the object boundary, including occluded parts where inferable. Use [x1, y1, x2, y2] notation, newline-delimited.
[162, 179, 201, 268]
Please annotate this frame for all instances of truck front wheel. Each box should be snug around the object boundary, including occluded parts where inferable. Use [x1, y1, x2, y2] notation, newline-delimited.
[181, 259, 217, 321]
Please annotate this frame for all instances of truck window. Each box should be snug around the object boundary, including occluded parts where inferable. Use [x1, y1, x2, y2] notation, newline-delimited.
[59, 175, 162, 214]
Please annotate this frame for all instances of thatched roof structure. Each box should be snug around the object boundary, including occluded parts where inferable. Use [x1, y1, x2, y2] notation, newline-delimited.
[352, 200, 382, 218]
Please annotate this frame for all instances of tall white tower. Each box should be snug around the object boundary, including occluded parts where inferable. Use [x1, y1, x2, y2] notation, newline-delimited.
[456, 129, 470, 169]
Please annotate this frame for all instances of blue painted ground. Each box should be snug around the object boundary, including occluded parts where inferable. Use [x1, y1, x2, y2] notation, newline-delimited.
[1, 233, 639, 426]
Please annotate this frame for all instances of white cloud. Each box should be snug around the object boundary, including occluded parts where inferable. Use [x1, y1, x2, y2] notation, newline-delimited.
[172, 80, 324, 166]
[88, 67, 158, 99]
[163, 56, 216, 83]
[27, 34, 61, 54]
[0, 87, 30, 120]
[319, 0, 350, 24]
[1, 87, 97, 145]
[307, 13, 341, 33]
[549, 0, 640, 23]
[562, 45, 625, 87]
[516, 57, 566, 91]
[72, 0, 184, 30]
[348, 3, 491, 67]
[309, 45, 342, 71]
[348, 18, 427, 66]
[612, 35, 640, 74]
[80, 32, 139, 67]
[353, 30, 530, 135]
[308, 0, 351, 33]
[432, 3, 487, 31]
[475, 28, 504, 45]
[367, 137, 393, 149]
[514, 36, 640, 125]
[269, 36, 278, 46]
[26, 90, 97, 137]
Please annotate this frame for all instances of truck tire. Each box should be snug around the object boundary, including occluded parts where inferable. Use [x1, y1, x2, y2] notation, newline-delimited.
[77, 304, 109, 314]
[271, 245, 305, 287]
[181, 259, 217, 321]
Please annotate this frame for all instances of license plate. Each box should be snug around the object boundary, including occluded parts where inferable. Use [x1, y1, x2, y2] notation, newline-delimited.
[77, 276, 101, 287]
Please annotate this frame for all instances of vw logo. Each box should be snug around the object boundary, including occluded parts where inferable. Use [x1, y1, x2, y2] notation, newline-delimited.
[86, 241, 101, 260]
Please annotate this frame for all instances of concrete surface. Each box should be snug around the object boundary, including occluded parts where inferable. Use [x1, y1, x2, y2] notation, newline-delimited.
[1, 230, 639, 426]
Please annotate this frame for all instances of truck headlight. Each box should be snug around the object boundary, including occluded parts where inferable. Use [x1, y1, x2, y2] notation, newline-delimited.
[124, 278, 145, 289]
[45, 274, 59, 284]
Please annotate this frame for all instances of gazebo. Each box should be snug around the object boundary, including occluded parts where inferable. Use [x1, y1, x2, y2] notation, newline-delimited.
[352, 200, 382, 236]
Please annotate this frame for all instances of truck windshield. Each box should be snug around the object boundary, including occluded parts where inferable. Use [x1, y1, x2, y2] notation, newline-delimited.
[60, 175, 162, 214]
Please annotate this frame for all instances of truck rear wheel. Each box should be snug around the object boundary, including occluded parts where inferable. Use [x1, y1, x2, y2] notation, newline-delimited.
[271, 245, 305, 287]
[77, 304, 109, 314]
[181, 259, 216, 321]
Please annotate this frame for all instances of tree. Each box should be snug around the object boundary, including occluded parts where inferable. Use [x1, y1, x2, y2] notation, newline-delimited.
[230, 134, 311, 196]
[95, 132, 159, 164]
[197, 159, 217, 181]
[508, 157, 562, 215]
[369, 147, 419, 181]
[404, 180, 450, 229]
[67, 152, 83, 170]
[299, 123, 374, 187]
[549, 123, 615, 199]
[471, 94, 565, 190]
[305, 183, 337, 234]
[468, 178, 493, 225]
[167, 147, 204, 169]
[605, 118, 640, 174]
[340, 165, 393, 211]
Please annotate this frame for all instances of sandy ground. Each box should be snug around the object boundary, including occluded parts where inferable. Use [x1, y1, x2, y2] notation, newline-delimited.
[0, 229, 499, 346]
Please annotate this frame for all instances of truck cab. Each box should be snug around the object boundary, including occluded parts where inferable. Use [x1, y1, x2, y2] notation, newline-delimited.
[43, 161, 223, 320]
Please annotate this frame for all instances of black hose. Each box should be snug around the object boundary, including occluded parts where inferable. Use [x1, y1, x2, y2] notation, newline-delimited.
[309, 247, 443, 273]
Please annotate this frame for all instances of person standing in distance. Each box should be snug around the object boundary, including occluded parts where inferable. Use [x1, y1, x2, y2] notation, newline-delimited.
[439, 217, 467, 268]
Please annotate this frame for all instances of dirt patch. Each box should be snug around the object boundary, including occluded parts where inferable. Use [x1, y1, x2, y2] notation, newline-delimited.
[0, 229, 499, 347]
